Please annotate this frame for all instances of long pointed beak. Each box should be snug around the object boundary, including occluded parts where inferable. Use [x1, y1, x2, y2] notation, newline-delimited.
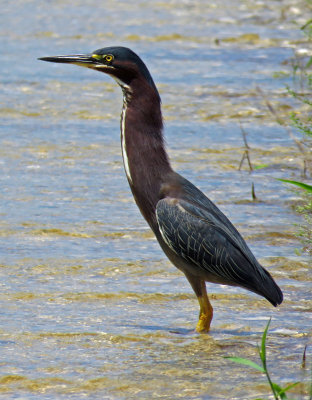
[38, 54, 96, 66]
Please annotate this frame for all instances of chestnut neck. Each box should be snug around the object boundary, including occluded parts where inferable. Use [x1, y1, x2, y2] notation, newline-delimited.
[119, 76, 172, 228]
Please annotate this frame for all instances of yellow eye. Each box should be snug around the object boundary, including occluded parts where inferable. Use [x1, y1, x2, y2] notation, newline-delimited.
[104, 54, 113, 63]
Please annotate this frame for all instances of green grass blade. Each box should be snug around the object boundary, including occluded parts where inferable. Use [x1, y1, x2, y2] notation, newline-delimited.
[272, 382, 288, 399]
[260, 318, 271, 365]
[277, 381, 300, 397]
[254, 164, 270, 169]
[271, 381, 299, 400]
[301, 18, 312, 31]
[225, 356, 265, 373]
[259, 319, 280, 400]
[277, 179, 312, 193]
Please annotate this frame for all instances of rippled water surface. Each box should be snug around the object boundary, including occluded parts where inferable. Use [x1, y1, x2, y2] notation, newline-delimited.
[1, 1, 311, 399]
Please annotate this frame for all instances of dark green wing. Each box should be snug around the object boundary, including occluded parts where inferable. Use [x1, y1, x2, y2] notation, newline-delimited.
[156, 196, 282, 305]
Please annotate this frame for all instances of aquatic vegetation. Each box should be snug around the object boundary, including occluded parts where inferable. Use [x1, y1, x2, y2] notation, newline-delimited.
[286, 14, 312, 254]
[294, 189, 312, 255]
[226, 319, 310, 400]
[269, 4, 312, 254]
[278, 180, 312, 254]
[278, 180, 312, 194]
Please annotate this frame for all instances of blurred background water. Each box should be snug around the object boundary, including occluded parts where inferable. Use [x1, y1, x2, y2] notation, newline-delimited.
[0, 0, 311, 399]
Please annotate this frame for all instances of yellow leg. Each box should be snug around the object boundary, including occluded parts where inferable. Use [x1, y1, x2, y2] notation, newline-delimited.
[185, 273, 213, 333]
[196, 290, 213, 333]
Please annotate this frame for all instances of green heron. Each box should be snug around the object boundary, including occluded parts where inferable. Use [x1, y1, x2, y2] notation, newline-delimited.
[39, 46, 283, 332]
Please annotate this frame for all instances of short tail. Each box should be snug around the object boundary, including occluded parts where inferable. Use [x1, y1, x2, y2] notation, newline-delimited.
[259, 268, 283, 307]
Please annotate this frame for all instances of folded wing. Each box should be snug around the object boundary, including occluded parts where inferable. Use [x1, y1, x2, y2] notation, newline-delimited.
[156, 195, 282, 306]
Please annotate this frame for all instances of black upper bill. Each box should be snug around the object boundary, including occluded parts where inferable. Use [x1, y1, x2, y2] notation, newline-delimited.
[38, 54, 95, 64]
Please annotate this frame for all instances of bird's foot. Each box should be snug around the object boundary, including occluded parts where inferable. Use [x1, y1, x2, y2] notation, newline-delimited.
[195, 313, 212, 333]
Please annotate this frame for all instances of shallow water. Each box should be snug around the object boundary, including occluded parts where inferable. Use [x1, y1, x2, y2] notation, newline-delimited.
[1, 0, 311, 399]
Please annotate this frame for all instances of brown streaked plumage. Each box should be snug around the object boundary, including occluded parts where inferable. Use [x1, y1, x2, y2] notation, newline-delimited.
[39, 46, 283, 332]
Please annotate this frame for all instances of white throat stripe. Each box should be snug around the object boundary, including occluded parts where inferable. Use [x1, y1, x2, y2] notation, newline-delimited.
[121, 99, 133, 183]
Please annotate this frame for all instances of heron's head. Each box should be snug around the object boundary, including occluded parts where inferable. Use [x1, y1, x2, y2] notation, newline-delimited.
[39, 46, 158, 93]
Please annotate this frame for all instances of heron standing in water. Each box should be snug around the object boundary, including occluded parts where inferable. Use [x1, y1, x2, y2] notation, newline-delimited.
[39, 47, 283, 332]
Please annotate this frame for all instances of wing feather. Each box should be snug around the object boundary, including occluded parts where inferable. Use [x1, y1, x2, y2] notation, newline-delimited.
[156, 197, 265, 288]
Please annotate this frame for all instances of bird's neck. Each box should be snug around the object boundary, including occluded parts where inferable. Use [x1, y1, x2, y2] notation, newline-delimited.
[119, 81, 172, 227]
